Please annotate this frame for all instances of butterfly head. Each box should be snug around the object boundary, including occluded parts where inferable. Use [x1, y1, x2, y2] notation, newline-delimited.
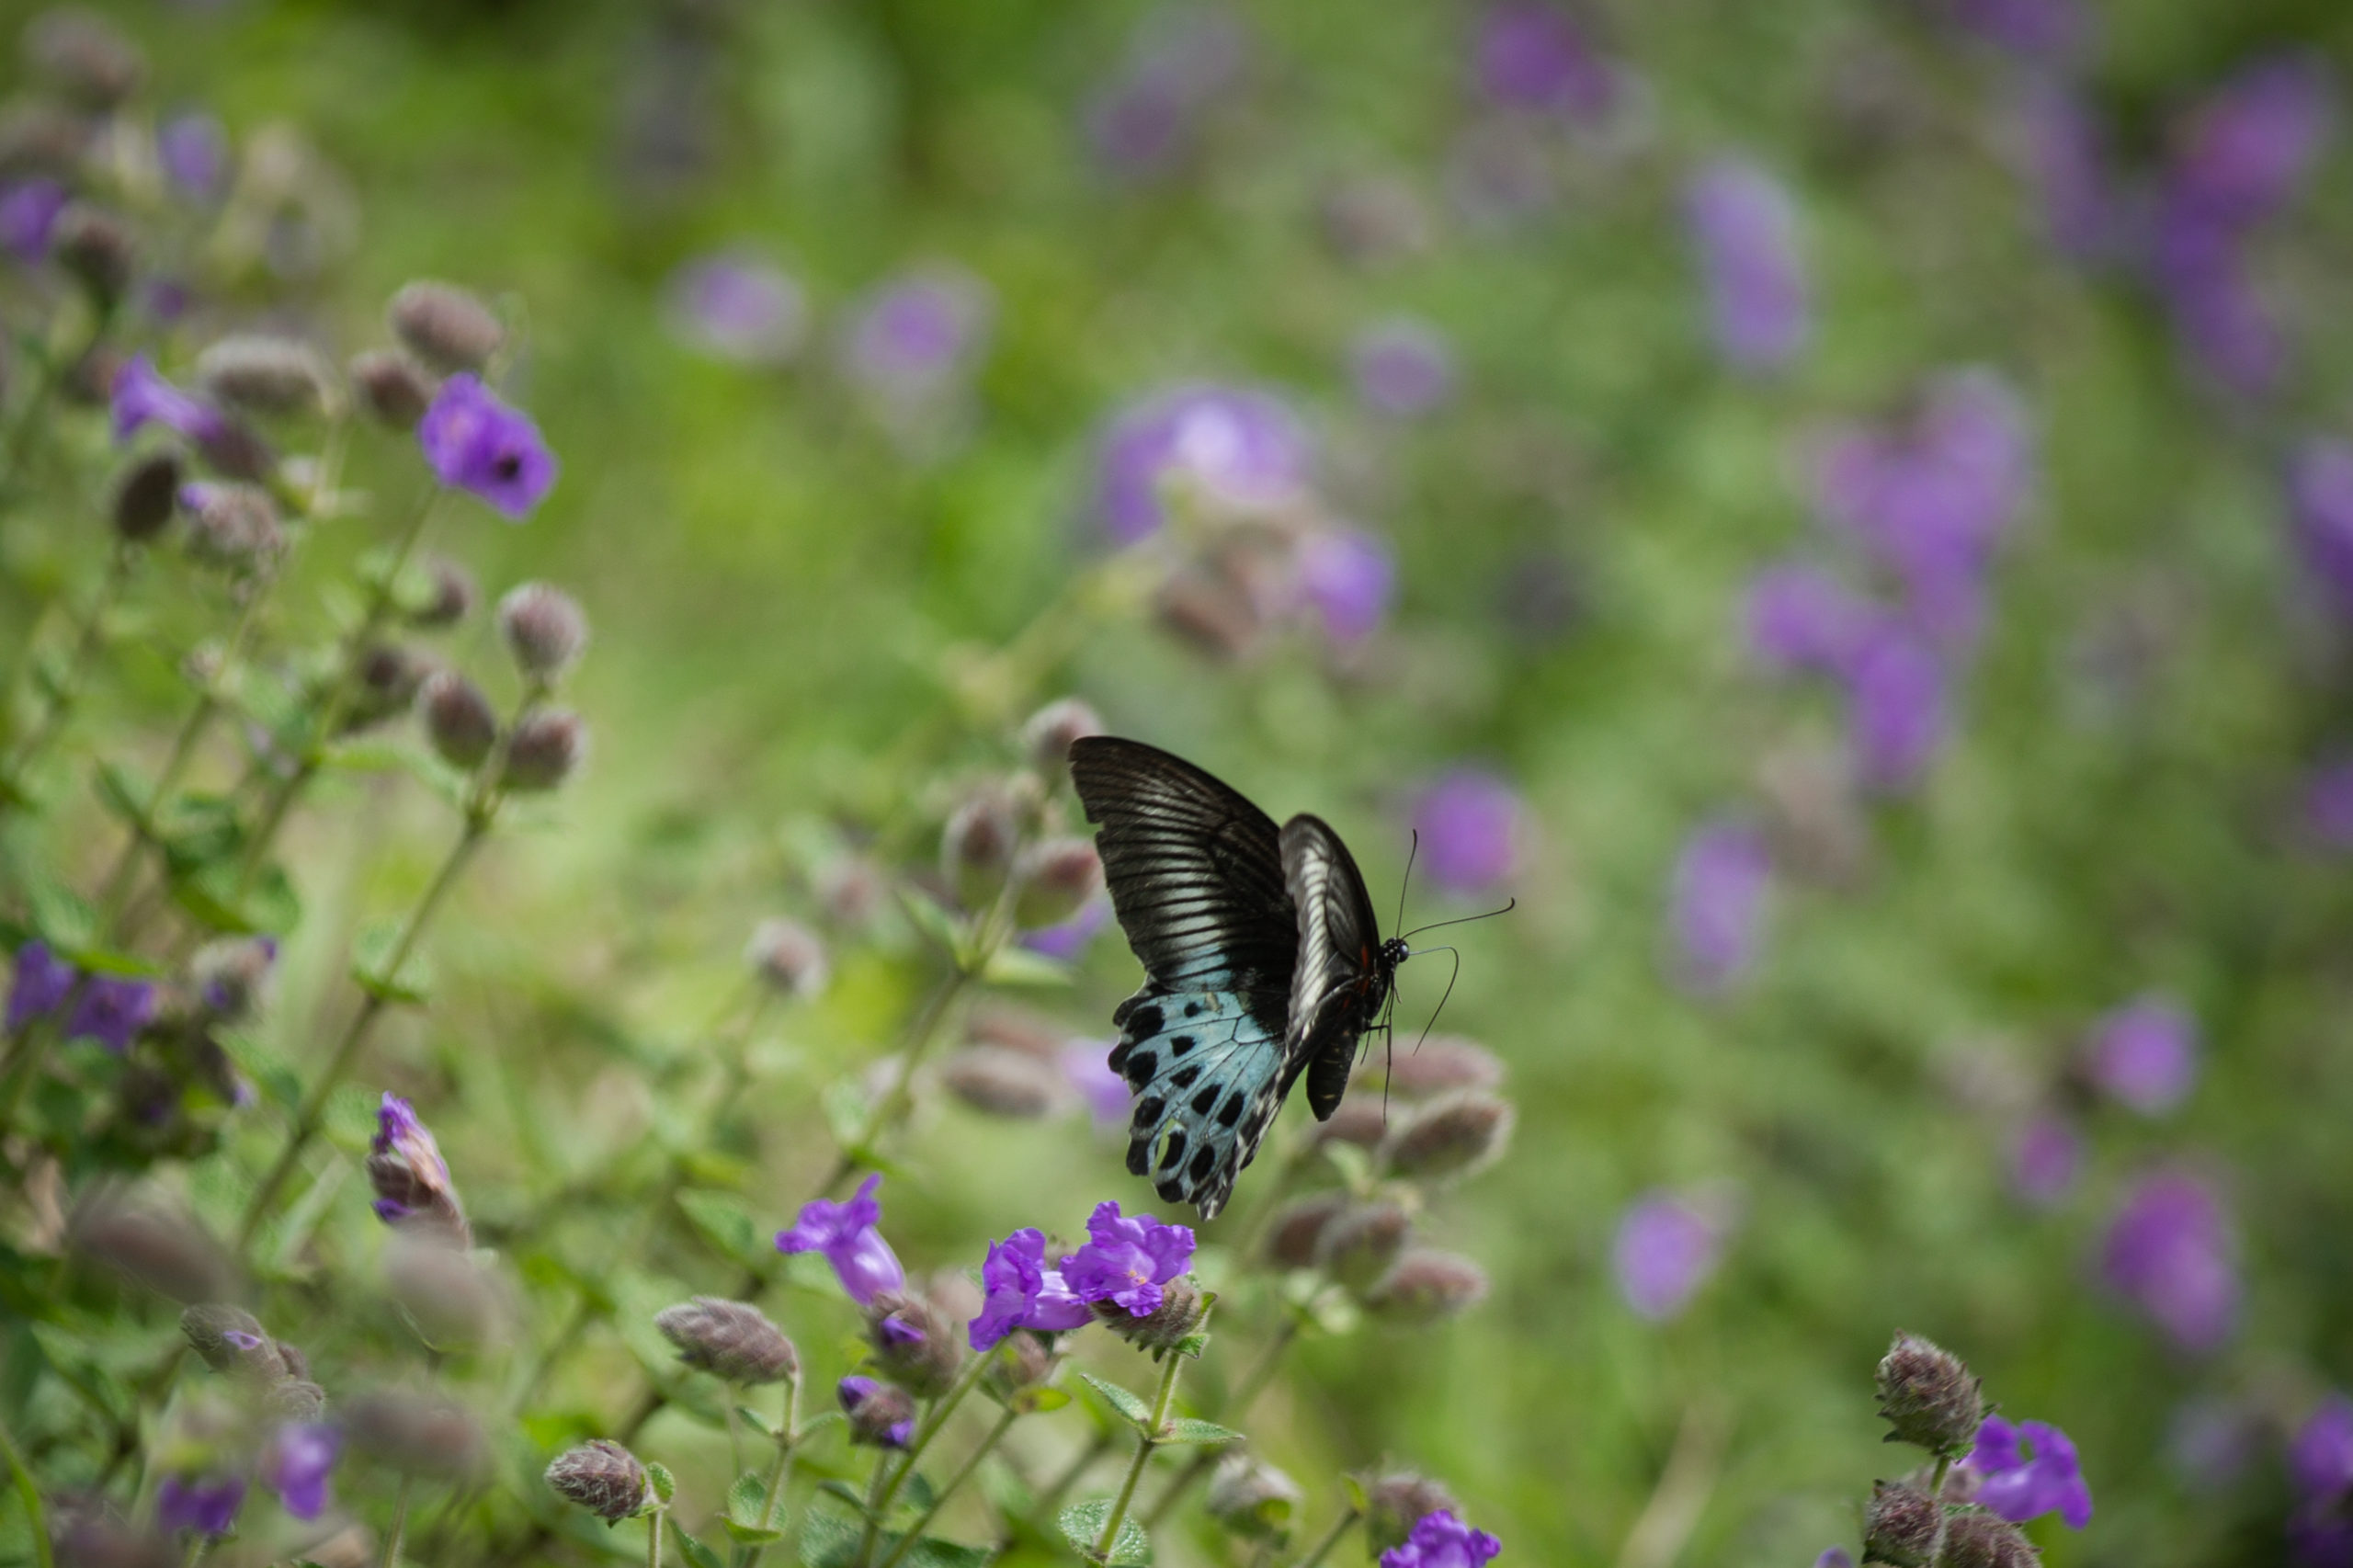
[1381, 935, 1410, 971]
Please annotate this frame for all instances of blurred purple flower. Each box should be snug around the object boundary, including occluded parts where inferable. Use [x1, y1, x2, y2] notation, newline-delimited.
[0, 178, 66, 262]
[112, 355, 228, 446]
[1059, 1199, 1194, 1316]
[1612, 1191, 1722, 1321]
[1060, 1040, 1132, 1127]
[65, 977, 153, 1055]
[664, 251, 806, 365]
[2016, 82, 2114, 260]
[2289, 439, 2353, 613]
[1379, 1509, 1502, 1568]
[157, 1474, 244, 1537]
[1964, 1415, 2095, 1528]
[1296, 527, 1396, 643]
[1084, 6, 1248, 178]
[2292, 1398, 2353, 1500]
[1843, 623, 1948, 794]
[370, 1092, 458, 1226]
[1668, 819, 1770, 995]
[1946, 0, 2090, 62]
[2168, 1397, 2264, 1493]
[1685, 157, 1810, 373]
[264, 1423, 338, 1520]
[2151, 204, 2282, 395]
[837, 1375, 913, 1447]
[840, 268, 992, 402]
[1472, 3, 1613, 120]
[2083, 996, 2199, 1115]
[2011, 1114, 2083, 1207]
[6, 940, 76, 1033]
[2304, 759, 2353, 850]
[1411, 769, 1522, 897]
[1352, 320, 1458, 419]
[1745, 562, 1868, 676]
[779, 1174, 905, 1305]
[1095, 383, 1312, 544]
[1814, 1552, 1855, 1568]
[418, 374, 557, 519]
[1023, 898, 1108, 960]
[159, 112, 229, 202]
[970, 1227, 1095, 1349]
[2102, 1168, 2238, 1354]
[2169, 54, 2334, 227]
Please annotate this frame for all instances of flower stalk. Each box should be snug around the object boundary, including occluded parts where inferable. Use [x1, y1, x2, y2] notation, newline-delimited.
[1290, 1507, 1359, 1568]
[0, 540, 138, 805]
[1096, 1307, 1206, 1561]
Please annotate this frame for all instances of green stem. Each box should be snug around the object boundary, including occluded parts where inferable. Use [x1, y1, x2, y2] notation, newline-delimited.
[858, 1349, 994, 1566]
[0, 1411, 55, 1568]
[649, 1505, 666, 1568]
[379, 1474, 414, 1568]
[741, 1373, 801, 1568]
[822, 965, 971, 1196]
[1142, 1302, 1299, 1528]
[1095, 1317, 1200, 1561]
[1290, 1508, 1359, 1568]
[875, 1404, 1019, 1568]
[1, 541, 136, 803]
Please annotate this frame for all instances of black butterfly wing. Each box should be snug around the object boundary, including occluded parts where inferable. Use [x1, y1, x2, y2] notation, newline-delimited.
[1070, 736, 1300, 1221]
[1279, 814, 1390, 1121]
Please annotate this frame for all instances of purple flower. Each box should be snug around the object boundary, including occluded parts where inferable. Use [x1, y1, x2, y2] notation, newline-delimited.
[1351, 320, 1458, 419]
[1296, 527, 1397, 643]
[264, 1423, 339, 1520]
[2151, 203, 2282, 394]
[1668, 820, 1770, 995]
[777, 1174, 905, 1305]
[2082, 996, 2199, 1115]
[6, 941, 76, 1033]
[839, 269, 992, 401]
[2169, 54, 2334, 228]
[1094, 383, 1313, 545]
[2292, 1398, 2353, 1501]
[970, 1227, 1095, 1350]
[1842, 623, 1948, 794]
[0, 178, 66, 263]
[2304, 759, 2353, 851]
[370, 1092, 460, 1226]
[1685, 157, 1810, 373]
[64, 976, 154, 1055]
[1023, 898, 1109, 961]
[1946, 0, 2091, 62]
[417, 374, 557, 520]
[1745, 562, 1868, 676]
[159, 112, 229, 202]
[2011, 1114, 2083, 1208]
[836, 1375, 914, 1448]
[664, 251, 806, 364]
[1814, 1552, 1855, 1568]
[1411, 769, 1522, 898]
[1472, 2, 1613, 120]
[1963, 1415, 2095, 1529]
[1058, 1200, 1195, 1317]
[1380, 1508, 1503, 1568]
[1611, 1192, 1722, 1322]
[2015, 82, 2115, 260]
[2290, 439, 2353, 614]
[2102, 1168, 2238, 1354]
[1083, 6, 1248, 178]
[112, 355, 228, 446]
[1060, 1040, 1133, 1127]
[157, 1473, 245, 1537]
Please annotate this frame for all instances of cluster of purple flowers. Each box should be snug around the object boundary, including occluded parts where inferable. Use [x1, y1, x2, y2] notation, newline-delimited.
[977, 1201, 1196, 1343]
[6, 940, 154, 1054]
[1381, 1507, 1504, 1567]
[1963, 1415, 2096, 1529]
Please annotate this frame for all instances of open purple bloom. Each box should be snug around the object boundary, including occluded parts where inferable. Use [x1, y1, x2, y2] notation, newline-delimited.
[840, 269, 992, 401]
[2011, 1114, 2083, 1208]
[1745, 562, 1867, 676]
[778, 1173, 905, 1305]
[1296, 527, 1397, 643]
[1964, 1415, 2094, 1528]
[1842, 623, 1948, 794]
[1380, 1508, 1503, 1568]
[2103, 1168, 2238, 1354]
[1352, 320, 1458, 419]
[64, 977, 155, 1055]
[159, 112, 229, 202]
[6, 940, 76, 1033]
[1060, 1040, 1133, 1127]
[1059, 1200, 1195, 1317]
[837, 1375, 914, 1447]
[970, 1227, 1095, 1350]
[2169, 54, 2334, 228]
[665, 251, 806, 364]
[1472, 2, 1612, 120]
[157, 1473, 245, 1538]
[0, 178, 66, 263]
[2289, 439, 2353, 614]
[1668, 819, 1770, 995]
[1411, 769, 1522, 897]
[418, 374, 557, 520]
[1612, 1192, 1722, 1322]
[112, 355, 228, 446]
[264, 1422, 339, 1520]
[1685, 157, 1809, 373]
[2083, 996, 2199, 1115]
[1095, 383, 1313, 544]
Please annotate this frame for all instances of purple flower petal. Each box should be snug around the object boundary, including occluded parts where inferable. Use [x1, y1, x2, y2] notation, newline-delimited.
[778, 1173, 906, 1305]
[2082, 996, 2199, 1115]
[264, 1423, 339, 1521]
[1094, 383, 1312, 544]
[1351, 320, 1458, 419]
[1686, 157, 1810, 373]
[417, 374, 558, 520]
[1611, 1192, 1721, 1322]
[1964, 1415, 2095, 1529]
[1668, 819, 1770, 995]
[1296, 526, 1397, 643]
[1059, 1199, 1194, 1317]
[1410, 769, 1523, 898]
[665, 251, 806, 364]
[6, 941, 77, 1034]
[2102, 1168, 2238, 1354]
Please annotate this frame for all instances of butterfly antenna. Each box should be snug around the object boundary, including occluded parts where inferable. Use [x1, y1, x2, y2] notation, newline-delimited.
[1398, 897, 1518, 942]
[1405, 944, 1464, 1056]
[1394, 829, 1420, 938]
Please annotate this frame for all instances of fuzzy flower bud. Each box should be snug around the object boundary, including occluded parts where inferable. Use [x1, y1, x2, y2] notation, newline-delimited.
[1013, 837, 1103, 929]
[865, 1291, 964, 1398]
[368, 1093, 469, 1243]
[177, 483, 282, 574]
[654, 1297, 799, 1385]
[343, 644, 429, 734]
[342, 1391, 486, 1480]
[1262, 1191, 1351, 1270]
[1206, 1455, 1303, 1541]
[69, 1194, 233, 1303]
[1364, 1249, 1489, 1325]
[413, 670, 496, 771]
[1317, 1199, 1413, 1293]
[838, 1376, 915, 1448]
[179, 1304, 286, 1380]
[544, 1439, 650, 1523]
[52, 204, 133, 310]
[1022, 697, 1103, 772]
[188, 935, 276, 1023]
[940, 1047, 1066, 1119]
[745, 918, 828, 999]
[388, 281, 504, 374]
[942, 788, 1019, 907]
[496, 581, 588, 682]
[1379, 1037, 1506, 1097]
[1378, 1089, 1515, 1181]
[1862, 1482, 1941, 1566]
[405, 556, 476, 629]
[268, 1380, 327, 1422]
[111, 451, 180, 543]
[26, 10, 144, 108]
[984, 1330, 1059, 1399]
[1362, 1471, 1460, 1554]
[194, 336, 331, 418]
[1314, 1096, 1391, 1150]
[1935, 1507, 2037, 1568]
[1876, 1333, 1985, 1458]
[385, 1233, 504, 1347]
[1093, 1276, 1207, 1353]
[348, 350, 438, 431]
[500, 708, 586, 791]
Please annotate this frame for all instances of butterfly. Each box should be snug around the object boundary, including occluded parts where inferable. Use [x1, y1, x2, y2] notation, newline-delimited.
[1069, 735, 1407, 1221]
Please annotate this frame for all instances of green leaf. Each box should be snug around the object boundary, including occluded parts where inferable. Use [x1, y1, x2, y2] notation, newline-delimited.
[735, 1403, 776, 1439]
[675, 1188, 764, 1268]
[175, 860, 300, 937]
[978, 945, 1071, 988]
[668, 1519, 724, 1568]
[645, 1461, 676, 1506]
[797, 1509, 862, 1568]
[1058, 1500, 1152, 1565]
[1010, 1385, 1071, 1415]
[896, 1538, 992, 1568]
[1168, 1332, 1211, 1361]
[1077, 1373, 1154, 1434]
[722, 1519, 786, 1546]
[897, 891, 963, 960]
[349, 919, 432, 1005]
[92, 761, 149, 828]
[727, 1471, 768, 1528]
[816, 1480, 869, 1516]
[1161, 1418, 1243, 1447]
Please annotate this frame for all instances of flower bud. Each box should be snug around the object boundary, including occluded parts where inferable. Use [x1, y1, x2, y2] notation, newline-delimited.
[1262, 1190, 1351, 1270]
[179, 1304, 286, 1380]
[1021, 698, 1102, 772]
[69, 1194, 233, 1303]
[415, 670, 496, 772]
[388, 281, 504, 374]
[1875, 1333, 1984, 1458]
[405, 556, 476, 629]
[496, 581, 588, 682]
[194, 422, 272, 484]
[1862, 1482, 1940, 1567]
[1013, 837, 1103, 929]
[939, 1047, 1065, 1119]
[267, 1379, 326, 1423]
[544, 1439, 649, 1523]
[188, 935, 276, 1023]
[1379, 1089, 1514, 1182]
[1206, 1455, 1303, 1541]
[348, 350, 437, 431]
[1317, 1199, 1412, 1293]
[385, 1233, 504, 1347]
[984, 1330, 1058, 1400]
[745, 917, 828, 999]
[177, 483, 282, 574]
[342, 644, 429, 734]
[194, 336, 331, 418]
[48, 1506, 176, 1568]
[1379, 1036, 1506, 1097]
[1362, 1471, 1459, 1554]
[1364, 1249, 1488, 1325]
[341, 1391, 487, 1480]
[52, 204, 133, 310]
[838, 1375, 915, 1448]
[942, 788, 1018, 907]
[1094, 1277, 1207, 1354]
[865, 1291, 963, 1398]
[1934, 1507, 2036, 1568]
[0, 100, 86, 179]
[654, 1297, 799, 1385]
[111, 451, 180, 543]
[1314, 1096, 1390, 1150]
[816, 856, 888, 928]
[25, 10, 144, 108]
[500, 708, 586, 792]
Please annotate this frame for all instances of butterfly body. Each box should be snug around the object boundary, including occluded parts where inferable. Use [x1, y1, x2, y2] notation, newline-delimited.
[1070, 736, 1404, 1220]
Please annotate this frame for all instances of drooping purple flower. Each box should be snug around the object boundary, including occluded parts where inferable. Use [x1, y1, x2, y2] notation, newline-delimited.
[2011, 1114, 2083, 1208]
[6, 941, 76, 1033]
[1472, 2, 1612, 120]
[1060, 1040, 1133, 1127]
[369, 1092, 462, 1229]
[1945, 0, 2091, 62]
[158, 112, 229, 202]
[157, 1473, 245, 1537]
[112, 355, 229, 446]
[417, 373, 557, 520]
[1094, 384, 1313, 544]
[1667, 819, 1770, 995]
[1022, 898, 1109, 961]
[1411, 769, 1522, 898]
[839, 268, 992, 402]
[2102, 1168, 2238, 1354]
[64, 976, 155, 1055]
[2289, 439, 2353, 614]
[664, 251, 806, 365]
[1351, 320, 1458, 419]
[2082, 996, 2199, 1115]
[1842, 623, 1948, 794]
[1379, 1508, 1503, 1568]
[264, 1422, 339, 1520]
[970, 1227, 1096, 1350]
[1059, 1200, 1195, 1317]
[1685, 157, 1810, 374]
[836, 1375, 914, 1448]
[777, 1174, 906, 1305]
[2168, 54, 2334, 228]
[1611, 1192, 1722, 1322]
[1296, 527, 1397, 644]
[1083, 6, 1249, 179]
[2015, 81, 2115, 260]
[1964, 1415, 2095, 1528]
[1745, 562, 1869, 676]
[2303, 759, 2353, 851]
[0, 178, 67, 263]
